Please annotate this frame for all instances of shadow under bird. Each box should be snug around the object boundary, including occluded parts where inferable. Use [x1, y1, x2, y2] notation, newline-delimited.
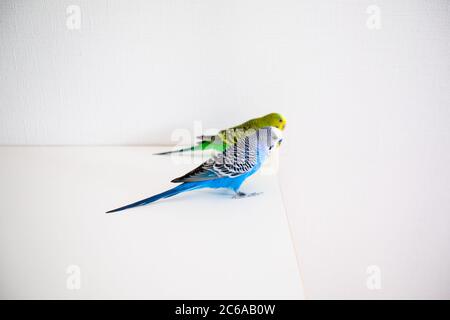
[153, 112, 286, 155]
[106, 126, 283, 213]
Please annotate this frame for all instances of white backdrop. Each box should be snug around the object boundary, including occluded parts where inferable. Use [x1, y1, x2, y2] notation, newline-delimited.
[1, 0, 449, 298]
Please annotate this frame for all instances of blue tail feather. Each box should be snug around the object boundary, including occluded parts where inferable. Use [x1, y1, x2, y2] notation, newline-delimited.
[106, 183, 198, 213]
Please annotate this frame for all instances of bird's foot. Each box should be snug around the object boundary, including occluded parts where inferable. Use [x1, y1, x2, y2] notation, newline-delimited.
[232, 191, 263, 199]
[232, 191, 246, 199]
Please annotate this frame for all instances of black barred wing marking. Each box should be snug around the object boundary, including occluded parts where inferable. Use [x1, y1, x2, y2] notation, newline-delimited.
[169, 157, 216, 183]
[213, 133, 258, 177]
[171, 132, 260, 183]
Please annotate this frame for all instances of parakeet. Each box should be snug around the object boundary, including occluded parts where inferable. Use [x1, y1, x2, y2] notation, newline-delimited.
[106, 126, 283, 213]
[154, 112, 286, 155]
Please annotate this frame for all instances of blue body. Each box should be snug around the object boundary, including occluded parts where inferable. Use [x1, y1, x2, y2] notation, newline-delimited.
[106, 159, 264, 213]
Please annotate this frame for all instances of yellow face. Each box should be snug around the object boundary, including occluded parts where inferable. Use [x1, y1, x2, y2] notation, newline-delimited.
[262, 113, 286, 130]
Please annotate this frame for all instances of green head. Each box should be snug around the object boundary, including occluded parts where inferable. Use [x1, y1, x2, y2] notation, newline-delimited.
[258, 113, 286, 130]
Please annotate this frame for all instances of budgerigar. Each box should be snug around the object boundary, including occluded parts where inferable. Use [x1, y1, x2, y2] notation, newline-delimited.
[154, 112, 286, 155]
[106, 126, 283, 213]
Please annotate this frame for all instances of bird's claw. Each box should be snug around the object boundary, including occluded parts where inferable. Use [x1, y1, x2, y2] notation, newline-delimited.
[232, 192, 263, 199]
[232, 191, 246, 199]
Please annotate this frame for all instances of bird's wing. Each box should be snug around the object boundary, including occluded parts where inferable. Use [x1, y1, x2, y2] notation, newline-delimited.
[171, 133, 259, 183]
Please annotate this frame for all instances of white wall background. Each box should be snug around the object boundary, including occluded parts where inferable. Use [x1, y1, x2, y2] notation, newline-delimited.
[1, 0, 449, 298]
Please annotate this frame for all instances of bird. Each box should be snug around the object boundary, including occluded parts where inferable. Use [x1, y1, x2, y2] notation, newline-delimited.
[154, 112, 286, 155]
[106, 126, 283, 213]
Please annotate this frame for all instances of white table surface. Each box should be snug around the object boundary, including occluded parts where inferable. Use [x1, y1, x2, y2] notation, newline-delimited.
[0, 146, 304, 299]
